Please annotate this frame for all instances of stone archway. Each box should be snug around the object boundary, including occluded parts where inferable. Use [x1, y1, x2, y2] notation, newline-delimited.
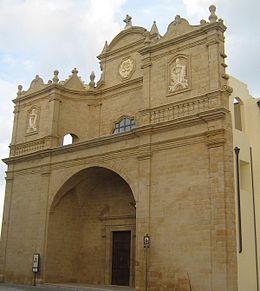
[45, 167, 136, 287]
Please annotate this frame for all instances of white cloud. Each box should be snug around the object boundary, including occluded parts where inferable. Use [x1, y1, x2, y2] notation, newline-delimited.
[182, 0, 214, 18]
[0, 0, 126, 84]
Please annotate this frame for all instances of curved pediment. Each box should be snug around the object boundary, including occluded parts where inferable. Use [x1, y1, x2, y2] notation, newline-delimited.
[162, 15, 199, 41]
[104, 26, 147, 55]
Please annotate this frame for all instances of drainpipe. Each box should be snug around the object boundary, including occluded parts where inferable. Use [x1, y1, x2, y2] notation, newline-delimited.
[250, 147, 259, 291]
[234, 146, 242, 253]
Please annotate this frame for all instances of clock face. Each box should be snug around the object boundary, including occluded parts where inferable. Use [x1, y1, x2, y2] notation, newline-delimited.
[119, 57, 135, 79]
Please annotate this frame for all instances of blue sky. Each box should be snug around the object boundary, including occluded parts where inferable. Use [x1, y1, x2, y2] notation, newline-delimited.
[0, 0, 259, 229]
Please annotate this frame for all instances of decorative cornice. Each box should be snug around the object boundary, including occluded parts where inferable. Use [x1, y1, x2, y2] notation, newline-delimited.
[139, 21, 225, 56]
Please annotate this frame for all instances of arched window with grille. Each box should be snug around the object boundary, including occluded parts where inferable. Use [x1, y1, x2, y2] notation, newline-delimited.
[113, 117, 135, 134]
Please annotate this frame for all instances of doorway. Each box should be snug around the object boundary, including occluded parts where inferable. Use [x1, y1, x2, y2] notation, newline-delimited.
[111, 231, 131, 286]
[45, 167, 136, 286]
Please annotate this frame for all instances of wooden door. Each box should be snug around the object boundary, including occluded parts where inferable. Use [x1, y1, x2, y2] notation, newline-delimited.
[111, 231, 131, 286]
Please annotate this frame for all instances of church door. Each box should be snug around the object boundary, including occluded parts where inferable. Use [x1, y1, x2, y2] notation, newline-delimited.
[111, 231, 131, 286]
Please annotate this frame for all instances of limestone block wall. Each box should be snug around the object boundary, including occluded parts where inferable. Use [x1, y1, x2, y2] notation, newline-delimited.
[2, 172, 44, 284]
[150, 143, 211, 289]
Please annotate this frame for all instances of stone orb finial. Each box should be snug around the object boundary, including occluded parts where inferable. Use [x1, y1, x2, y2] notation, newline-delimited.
[72, 68, 78, 75]
[52, 70, 59, 84]
[89, 71, 96, 88]
[17, 85, 23, 96]
[209, 5, 218, 23]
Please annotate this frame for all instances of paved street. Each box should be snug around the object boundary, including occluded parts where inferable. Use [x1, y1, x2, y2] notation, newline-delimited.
[0, 283, 134, 291]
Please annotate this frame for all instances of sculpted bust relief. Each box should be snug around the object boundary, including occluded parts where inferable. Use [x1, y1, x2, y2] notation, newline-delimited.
[119, 57, 135, 79]
[169, 57, 188, 92]
[26, 107, 39, 133]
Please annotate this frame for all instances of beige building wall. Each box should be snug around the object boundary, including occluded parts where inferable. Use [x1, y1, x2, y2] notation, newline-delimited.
[0, 6, 241, 291]
[229, 76, 260, 291]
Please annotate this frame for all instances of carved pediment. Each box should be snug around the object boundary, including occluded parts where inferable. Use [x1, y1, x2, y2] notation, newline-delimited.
[63, 68, 86, 90]
[99, 26, 146, 57]
[26, 75, 47, 94]
[162, 15, 199, 41]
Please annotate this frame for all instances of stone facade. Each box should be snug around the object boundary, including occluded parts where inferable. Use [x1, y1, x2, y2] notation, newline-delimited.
[0, 6, 238, 291]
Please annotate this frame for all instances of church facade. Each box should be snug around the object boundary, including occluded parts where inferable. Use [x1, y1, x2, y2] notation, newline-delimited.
[0, 5, 250, 291]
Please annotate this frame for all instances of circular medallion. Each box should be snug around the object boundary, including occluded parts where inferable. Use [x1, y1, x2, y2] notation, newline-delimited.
[119, 57, 135, 79]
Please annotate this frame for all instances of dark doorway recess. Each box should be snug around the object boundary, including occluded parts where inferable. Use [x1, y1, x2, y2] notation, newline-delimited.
[111, 231, 131, 286]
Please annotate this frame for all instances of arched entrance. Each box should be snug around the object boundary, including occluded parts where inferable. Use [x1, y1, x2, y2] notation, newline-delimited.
[45, 167, 136, 287]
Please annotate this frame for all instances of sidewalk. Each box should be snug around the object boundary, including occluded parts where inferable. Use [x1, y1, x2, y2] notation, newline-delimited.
[0, 282, 134, 291]
[46, 283, 134, 291]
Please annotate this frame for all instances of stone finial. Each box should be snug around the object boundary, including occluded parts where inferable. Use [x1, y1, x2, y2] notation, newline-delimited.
[124, 14, 132, 29]
[175, 15, 181, 24]
[89, 71, 95, 89]
[209, 5, 218, 23]
[101, 41, 108, 54]
[72, 68, 78, 75]
[150, 21, 160, 38]
[17, 85, 23, 97]
[52, 70, 59, 84]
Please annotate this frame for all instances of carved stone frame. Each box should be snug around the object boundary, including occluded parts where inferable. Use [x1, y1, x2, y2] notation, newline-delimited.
[25, 105, 40, 136]
[104, 219, 136, 287]
[167, 54, 191, 97]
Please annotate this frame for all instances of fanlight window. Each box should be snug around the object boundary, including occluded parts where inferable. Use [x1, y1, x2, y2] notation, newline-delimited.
[113, 117, 135, 134]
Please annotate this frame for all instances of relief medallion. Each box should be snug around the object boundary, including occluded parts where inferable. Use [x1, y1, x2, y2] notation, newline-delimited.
[118, 57, 135, 80]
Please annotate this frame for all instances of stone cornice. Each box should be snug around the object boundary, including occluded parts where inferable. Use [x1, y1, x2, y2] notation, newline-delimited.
[13, 77, 144, 105]
[139, 22, 226, 56]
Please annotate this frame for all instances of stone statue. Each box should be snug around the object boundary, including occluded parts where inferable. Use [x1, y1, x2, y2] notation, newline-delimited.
[169, 58, 188, 92]
[27, 108, 39, 133]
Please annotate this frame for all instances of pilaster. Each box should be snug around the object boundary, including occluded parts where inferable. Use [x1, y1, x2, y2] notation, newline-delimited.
[35, 166, 51, 284]
[135, 134, 152, 291]
[48, 90, 62, 147]
[0, 172, 14, 282]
